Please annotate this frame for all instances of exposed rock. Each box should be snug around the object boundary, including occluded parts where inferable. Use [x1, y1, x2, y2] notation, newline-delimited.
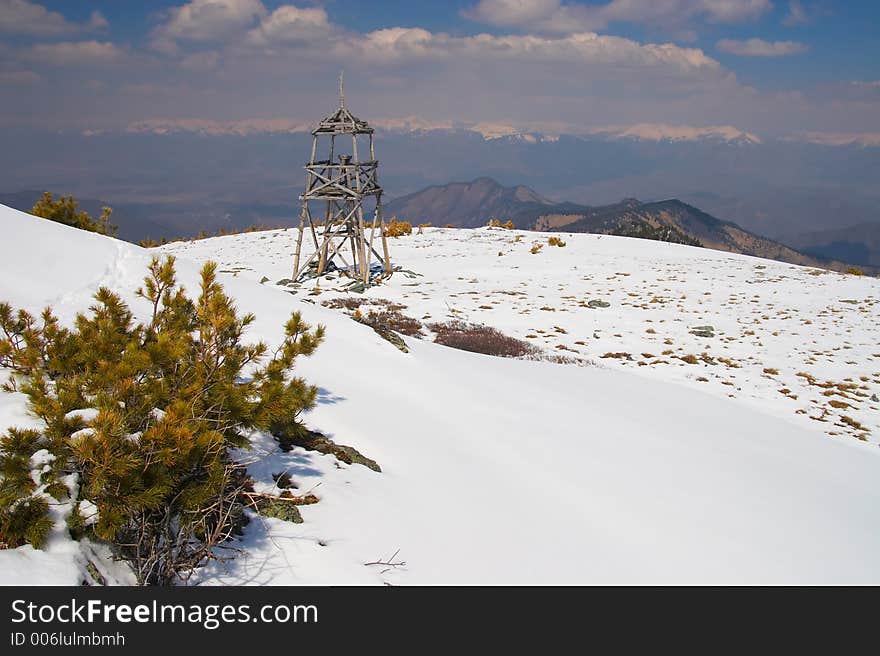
[690, 325, 715, 338]
[354, 315, 410, 353]
[275, 428, 381, 473]
[587, 299, 610, 309]
[254, 499, 303, 524]
[84, 560, 106, 586]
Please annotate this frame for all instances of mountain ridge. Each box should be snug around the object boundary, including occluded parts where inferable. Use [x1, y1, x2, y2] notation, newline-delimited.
[385, 178, 875, 273]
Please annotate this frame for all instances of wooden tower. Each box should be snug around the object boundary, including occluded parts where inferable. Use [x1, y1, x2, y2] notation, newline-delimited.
[292, 73, 392, 287]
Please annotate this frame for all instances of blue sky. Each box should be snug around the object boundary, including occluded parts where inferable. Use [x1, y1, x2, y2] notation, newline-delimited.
[1, 1, 879, 139]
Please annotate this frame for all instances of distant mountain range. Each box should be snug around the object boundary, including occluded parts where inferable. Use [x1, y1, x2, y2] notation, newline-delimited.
[786, 222, 880, 268]
[3, 126, 878, 244]
[386, 178, 873, 273]
[3, 178, 873, 274]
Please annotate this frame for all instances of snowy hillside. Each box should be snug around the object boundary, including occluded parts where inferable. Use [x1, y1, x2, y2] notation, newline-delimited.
[166, 226, 880, 446]
[2, 204, 880, 584]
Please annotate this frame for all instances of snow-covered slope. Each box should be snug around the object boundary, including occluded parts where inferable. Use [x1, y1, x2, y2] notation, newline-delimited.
[167, 227, 880, 446]
[2, 204, 879, 584]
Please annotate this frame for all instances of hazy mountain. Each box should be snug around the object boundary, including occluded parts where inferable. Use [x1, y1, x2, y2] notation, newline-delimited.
[786, 222, 880, 267]
[385, 177, 555, 228]
[386, 178, 871, 273]
[1, 125, 878, 243]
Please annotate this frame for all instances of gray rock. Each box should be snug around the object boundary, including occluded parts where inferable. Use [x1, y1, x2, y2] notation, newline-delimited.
[255, 499, 303, 524]
[276, 429, 382, 473]
[690, 325, 715, 338]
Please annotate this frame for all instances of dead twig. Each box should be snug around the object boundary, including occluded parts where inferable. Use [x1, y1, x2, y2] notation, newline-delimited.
[364, 548, 406, 574]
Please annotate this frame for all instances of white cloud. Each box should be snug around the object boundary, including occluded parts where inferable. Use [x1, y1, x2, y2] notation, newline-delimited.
[341, 28, 722, 76]
[244, 5, 334, 46]
[782, 0, 809, 26]
[26, 40, 128, 66]
[88, 10, 109, 31]
[463, 0, 773, 33]
[153, 0, 266, 48]
[179, 50, 220, 72]
[716, 38, 808, 56]
[150, 1, 723, 82]
[0, 0, 108, 35]
[10, 2, 871, 141]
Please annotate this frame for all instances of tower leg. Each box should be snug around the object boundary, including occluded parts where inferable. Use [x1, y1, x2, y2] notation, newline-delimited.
[367, 207, 379, 275]
[380, 218, 392, 276]
[292, 204, 306, 279]
[316, 201, 333, 276]
[356, 206, 369, 285]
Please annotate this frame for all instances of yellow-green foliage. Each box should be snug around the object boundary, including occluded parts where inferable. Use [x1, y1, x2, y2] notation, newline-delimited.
[548, 236, 566, 247]
[385, 218, 413, 237]
[502, 221, 515, 230]
[0, 256, 324, 584]
[530, 243, 544, 254]
[845, 266, 863, 276]
[31, 192, 117, 237]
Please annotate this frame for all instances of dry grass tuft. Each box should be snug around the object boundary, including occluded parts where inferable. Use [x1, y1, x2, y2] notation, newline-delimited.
[385, 218, 413, 237]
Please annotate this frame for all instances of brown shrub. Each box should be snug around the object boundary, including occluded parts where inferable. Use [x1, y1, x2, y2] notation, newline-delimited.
[502, 220, 515, 230]
[322, 297, 367, 311]
[362, 309, 423, 336]
[547, 236, 566, 247]
[601, 352, 633, 360]
[385, 218, 412, 237]
[428, 321, 538, 358]
[487, 218, 501, 228]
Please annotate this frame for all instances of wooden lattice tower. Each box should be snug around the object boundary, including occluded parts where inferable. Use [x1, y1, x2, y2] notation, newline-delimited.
[292, 73, 392, 286]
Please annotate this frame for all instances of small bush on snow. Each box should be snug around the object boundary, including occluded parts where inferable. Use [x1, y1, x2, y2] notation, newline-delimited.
[385, 218, 413, 237]
[0, 256, 324, 584]
[428, 321, 538, 358]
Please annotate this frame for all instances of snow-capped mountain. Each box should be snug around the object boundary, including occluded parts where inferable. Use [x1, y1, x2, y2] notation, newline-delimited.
[123, 118, 760, 145]
[584, 123, 763, 145]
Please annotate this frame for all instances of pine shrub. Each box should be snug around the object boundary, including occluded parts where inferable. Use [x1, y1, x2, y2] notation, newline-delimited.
[0, 256, 324, 584]
[30, 192, 117, 237]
